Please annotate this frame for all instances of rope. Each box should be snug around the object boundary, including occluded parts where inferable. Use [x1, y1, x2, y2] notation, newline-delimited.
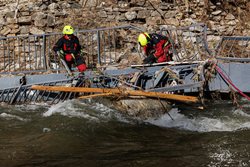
[156, 94, 174, 120]
[215, 64, 250, 101]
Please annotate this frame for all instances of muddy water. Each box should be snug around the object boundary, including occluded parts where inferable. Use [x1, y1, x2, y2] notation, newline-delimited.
[0, 99, 250, 167]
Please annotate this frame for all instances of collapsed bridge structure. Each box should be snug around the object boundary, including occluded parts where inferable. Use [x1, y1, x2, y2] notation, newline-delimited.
[0, 24, 249, 105]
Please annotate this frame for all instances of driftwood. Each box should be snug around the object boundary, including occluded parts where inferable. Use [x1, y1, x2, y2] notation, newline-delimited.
[31, 85, 199, 103]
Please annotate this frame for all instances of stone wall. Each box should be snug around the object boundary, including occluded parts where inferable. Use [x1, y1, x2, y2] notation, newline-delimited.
[0, 0, 248, 72]
[0, 0, 249, 38]
[87, 0, 250, 36]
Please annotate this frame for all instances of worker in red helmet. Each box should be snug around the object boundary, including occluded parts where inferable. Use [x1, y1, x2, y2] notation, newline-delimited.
[53, 25, 86, 73]
[138, 32, 173, 64]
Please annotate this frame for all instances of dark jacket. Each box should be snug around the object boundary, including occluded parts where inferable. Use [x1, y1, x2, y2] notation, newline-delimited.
[143, 33, 172, 63]
[53, 35, 81, 55]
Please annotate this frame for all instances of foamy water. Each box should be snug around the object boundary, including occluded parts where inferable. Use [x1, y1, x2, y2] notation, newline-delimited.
[38, 99, 250, 133]
[1, 98, 250, 133]
[42, 99, 131, 124]
[0, 112, 28, 121]
[0, 99, 250, 166]
[146, 108, 250, 132]
[42, 100, 99, 122]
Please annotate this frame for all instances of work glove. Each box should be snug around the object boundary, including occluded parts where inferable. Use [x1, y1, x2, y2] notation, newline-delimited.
[56, 50, 65, 59]
[71, 53, 75, 59]
[143, 54, 157, 64]
[79, 49, 85, 57]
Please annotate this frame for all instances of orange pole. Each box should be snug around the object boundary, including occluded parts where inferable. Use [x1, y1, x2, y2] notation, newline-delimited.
[31, 85, 199, 103]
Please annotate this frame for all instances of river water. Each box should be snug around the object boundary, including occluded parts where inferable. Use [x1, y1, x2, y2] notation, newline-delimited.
[1, 98, 250, 167]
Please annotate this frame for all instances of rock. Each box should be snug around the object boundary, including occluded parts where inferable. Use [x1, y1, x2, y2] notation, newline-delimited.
[107, 14, 116, 21]
[116, 14, 126, 21]
[34, 19, 47, 27]
[243, 29, 250, 36]
[6, 18, 17, 24]
[212, 10, 222, 16]
[47, 14, 55, 27]
[5, 11, 15, 18]
[137, 10, 149, 19]
[130, 7, 145, 12]
[207, 35, 220, 42]
[30, 26, 44, 35]
[80, 0, 99, 7]
[10, 28, 20, 34]
[151, 10, 162, 17]
[213, 16, 222, 22]
[225, 13, 235, 20]
[19, 26, 30, 34]
[131, 0, 148, 7]
[0, 27, 11, 36]
[119, 59, 129, 66]
[165, 18, 180, 26]
[226, 26, 235, 35]
[210, 5, 216, 10]
[98, 11, 107, 18]
[48, 3, 59, 11]
[124, 11, 137, 20]
[118, 1, 129, 8]
[226, 20, 237, 26]
[0, 15, 5, 25]
[146, 16, 162, 25]
[115, 98, 172, 119]
[21, 12, 30, 16]
[18, 16, 32, 24]
[7, 33, 16, 37]
[181, 18, 195, 26]
[32, 12, 47, 20]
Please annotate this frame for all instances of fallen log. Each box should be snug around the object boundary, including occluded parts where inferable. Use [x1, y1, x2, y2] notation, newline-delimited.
[31, 85, 199, 103]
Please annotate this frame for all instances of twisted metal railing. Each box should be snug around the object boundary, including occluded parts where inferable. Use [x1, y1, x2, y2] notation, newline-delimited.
[215, 36, 250, 61]
[0, 24, 212, 75]
[160, 23, 211, 61]
[0, 78, 76, 104]
[0, 25, 142, 74]
[0, 24, 221, 105]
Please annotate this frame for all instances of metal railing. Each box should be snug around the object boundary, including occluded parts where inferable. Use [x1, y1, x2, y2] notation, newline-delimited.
[3, 23, 250, 76]
[0, 34, 50, 74]
[0, 25, 142, 74]
[160, 23, 211, 62]
[215, 36, 250, 61]
[0, 78, 74, 104]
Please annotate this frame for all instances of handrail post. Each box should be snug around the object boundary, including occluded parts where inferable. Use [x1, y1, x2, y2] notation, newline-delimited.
[202, 24, 213, 56]
[97, 30, 101, 66]
[42, 34, 48, 70]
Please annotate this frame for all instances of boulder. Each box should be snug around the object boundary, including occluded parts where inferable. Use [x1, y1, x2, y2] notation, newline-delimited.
[115, 98, 172, 119]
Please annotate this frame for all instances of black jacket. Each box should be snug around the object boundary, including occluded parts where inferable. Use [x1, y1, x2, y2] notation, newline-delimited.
[53, 35, 81, 55]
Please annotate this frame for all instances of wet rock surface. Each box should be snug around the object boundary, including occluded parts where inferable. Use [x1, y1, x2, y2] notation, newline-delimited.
[115, 98, 172, 119]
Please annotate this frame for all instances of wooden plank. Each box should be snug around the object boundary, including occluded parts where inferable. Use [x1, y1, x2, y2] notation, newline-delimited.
[78, 93, 113, 99]
[31, 85, 199, 103]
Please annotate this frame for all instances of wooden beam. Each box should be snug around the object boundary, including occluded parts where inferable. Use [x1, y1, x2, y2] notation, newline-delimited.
[31, 85, 199, 103]
[78, 93, 113, 99]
